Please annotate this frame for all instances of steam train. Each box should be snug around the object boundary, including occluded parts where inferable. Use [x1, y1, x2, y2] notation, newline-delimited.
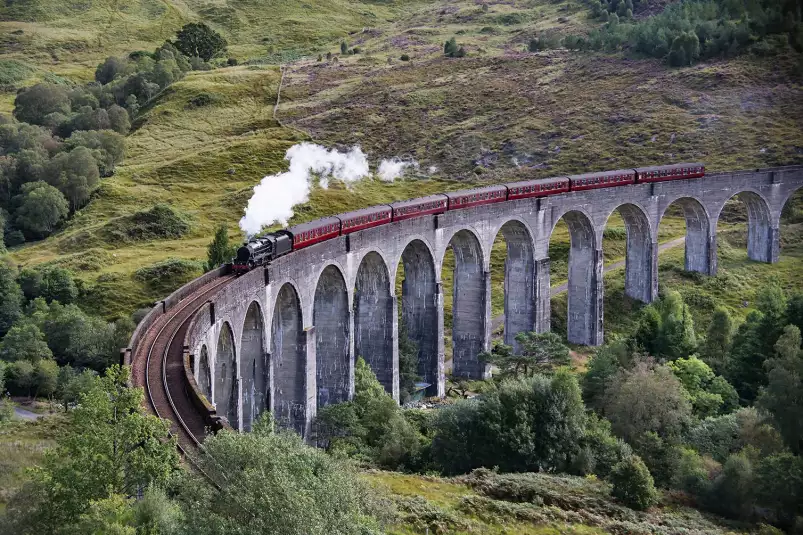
[233, 162, 704, 272]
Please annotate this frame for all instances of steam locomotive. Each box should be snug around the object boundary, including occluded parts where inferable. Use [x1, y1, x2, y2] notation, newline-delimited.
[233, 162, 704, 273]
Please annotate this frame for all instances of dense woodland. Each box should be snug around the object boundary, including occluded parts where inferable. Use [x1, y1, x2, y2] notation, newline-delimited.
[0, 0, 802, 534]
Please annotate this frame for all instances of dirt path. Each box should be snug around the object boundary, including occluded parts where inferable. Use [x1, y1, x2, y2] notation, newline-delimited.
[14, 406, 43, 420]
[490, 236, 686, 331]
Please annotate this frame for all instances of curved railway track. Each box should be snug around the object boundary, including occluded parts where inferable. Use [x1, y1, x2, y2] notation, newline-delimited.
[132, 275, 234, 454]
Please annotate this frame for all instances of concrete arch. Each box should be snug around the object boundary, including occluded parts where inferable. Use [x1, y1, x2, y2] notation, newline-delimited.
[719, 190, 775, 263]
[440, 225, 489, 270]
[659, 197, 713, 275]
[241, 301, 267, 432]
[354, 251, 396, 397]
[552, 210, 602, 346]
[398, 239, 441, 396]
[780, 186, 803, 251]
[214, 322, 239, 429]
[493, 220, 536, 350]
[271, 283, 306, 434]
[197, 344, 211, 401]
[313, 265, 350, 408]
[605, 203, 656, 303]
[447, 229, 490, 379]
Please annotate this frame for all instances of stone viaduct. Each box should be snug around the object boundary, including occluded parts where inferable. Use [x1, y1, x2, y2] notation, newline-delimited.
[181, 166, 802, 436]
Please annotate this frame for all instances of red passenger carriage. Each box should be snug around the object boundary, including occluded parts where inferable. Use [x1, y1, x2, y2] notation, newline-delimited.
[446, 185, 508, 210]
[390, 195, 448, 221]
[636, 163, 705, 183]
[505, 177, 570, 200]
[339, 205, 393, 235]
[286, 216, 341, 250]
[569, 169, 637, 191]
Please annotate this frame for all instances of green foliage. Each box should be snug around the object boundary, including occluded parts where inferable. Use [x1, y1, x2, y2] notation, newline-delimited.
[602, 361, 692, 445]
[204, 223, 235, 272]
[0, 260, 23, 336]
[754, 453, 803, 524]
[56, 365, 96, 412]
[132, 486, 185, 535]
[13, 84, 70, 126]
[431, 371, 586, 475]
[133, 258, 203, 295]
[12, 181, 69, 239]
[759, 324, 803, 453]
[668, 355, 737, 418]
[444, 37, 465, 58]
[44, 146, 100, 210]
[2, 366, 179, 534]
[316, 357, 424, 470]
[574, 412, 632, 478]
[728, 284, 789, 403]
[609, 455, 659, 511]
[706, 451, 755, 519]
[701, 306, 734, 375]
[94, 57, 127, 85]
[341, 41, 348, 55]
[173, 23, 228, 62]
[633, 291, 697, 359]
[0, 322, 53, 363]
[105, 204, 191, 244]
[178, 414, 389, 535]
[6, 360, 34, 397]
[481, 331, 570, 379]
[17, 266, 78, 304]
[582, 341, 637, 411]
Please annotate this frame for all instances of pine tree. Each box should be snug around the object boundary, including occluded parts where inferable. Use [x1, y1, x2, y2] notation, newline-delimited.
[702, 307, 734, 375]
[205, 224, 236, 272]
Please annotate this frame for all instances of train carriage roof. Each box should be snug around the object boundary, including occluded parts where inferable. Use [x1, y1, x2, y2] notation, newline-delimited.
[287, 216, 341, 235]
[337, 204, 392, 222]
[569, 168, 637, 180]
[390, 194, 448, 210]
[505, 176, 570, 189]
[635, 162, 705, 173]
[445, 184, 508, 200]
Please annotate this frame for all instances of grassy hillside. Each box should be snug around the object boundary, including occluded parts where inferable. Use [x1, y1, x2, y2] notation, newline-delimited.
[4, 0, 802, 323]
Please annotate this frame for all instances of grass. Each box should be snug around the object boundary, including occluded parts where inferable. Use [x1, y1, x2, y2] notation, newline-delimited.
[0, 415, 66, 510]
[367, 470, 748, 535]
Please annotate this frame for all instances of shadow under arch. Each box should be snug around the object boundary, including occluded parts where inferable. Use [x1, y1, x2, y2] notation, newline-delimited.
[271, 283, 306, 435]
[550, 210, 601, 346]
[398, 239, 440, 396]
[197, 344, 211, 401]
[314, 265, 350, 408]
[660, 197, 712, 275]
[214, 322, 238, 430]
[605, 203, 656, 303]
[717, 190, 774, 263]
[447, 229, 489, 379]
[493, 220, 535, 351]
[354, 251, 395, 397]
[241, 301, 267, 432]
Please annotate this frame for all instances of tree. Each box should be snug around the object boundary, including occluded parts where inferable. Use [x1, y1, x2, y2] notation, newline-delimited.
[71, 494, 135, 535]
[701, 306, 734, 375]
[0, 259, 23, 336]
[707, 451, 755, 519]
[95, 56, 127, 85]
[656, 291, 697, 359]
[178, 414, 389, 535]
[340, 41, 348, 54]
[173, 23, 227, 62]
[610, 455, 659, 510]
[6, 360, 35, 397]
[398, 320, 421, 404]
[3, 366, 179, 533]
[46, 146, 101, 210]
[34, 359, 59, 399]
[0, 322, 53, 363]
[754, 453, 803, 526]
[204, 224, 236, 271]
[444, 37, 465, 57]
[13, 84, 71, 126]
[759, 324, 803, 453]
[12, 181, 69, 239]
[106, 105, 130, 134]
[65, 130, 125, 176]
[729, 285, 789, 403]
[603, 361, 692, 445]
[431, 371, 586, 475]
[56, 365, 96, 412]
[668, 355, 737, 418]
[482, 332, 570, 378]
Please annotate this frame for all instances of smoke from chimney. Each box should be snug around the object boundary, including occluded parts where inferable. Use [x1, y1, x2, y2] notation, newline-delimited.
[239, 142, 420, 236]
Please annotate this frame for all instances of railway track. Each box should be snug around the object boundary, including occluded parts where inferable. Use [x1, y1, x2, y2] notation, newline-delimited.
[132, 275, 234, 453]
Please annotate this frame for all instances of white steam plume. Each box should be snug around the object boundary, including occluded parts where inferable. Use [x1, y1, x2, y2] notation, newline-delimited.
[377, 158, 419, 182]
[239, 143, 370, 235]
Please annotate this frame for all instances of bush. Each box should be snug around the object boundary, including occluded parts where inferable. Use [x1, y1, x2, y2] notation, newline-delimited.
[103, 204, 191, 244]
[134, 258, 203, 295]
[173, 23, 227, 62]
[400, 54, 410, 61]
[431, 371, 586, 475]
[12, 181, 69, 239]
[13, 83, 71, 125]
[609, 455, 659, 510]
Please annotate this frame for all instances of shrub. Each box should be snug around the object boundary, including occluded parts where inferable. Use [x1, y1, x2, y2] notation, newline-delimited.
[173, 23, 227, 61]
[134, 259, 203, 295]
[12, 181, 69, 239]
[13, 83, 71, 126]
[103, 204, 191, 243]
[610, 455, 658, 510]
[400, 54, 410, 61]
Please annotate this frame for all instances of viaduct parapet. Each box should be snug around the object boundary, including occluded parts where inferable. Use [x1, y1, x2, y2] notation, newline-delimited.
[135, 166, 803, 436]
